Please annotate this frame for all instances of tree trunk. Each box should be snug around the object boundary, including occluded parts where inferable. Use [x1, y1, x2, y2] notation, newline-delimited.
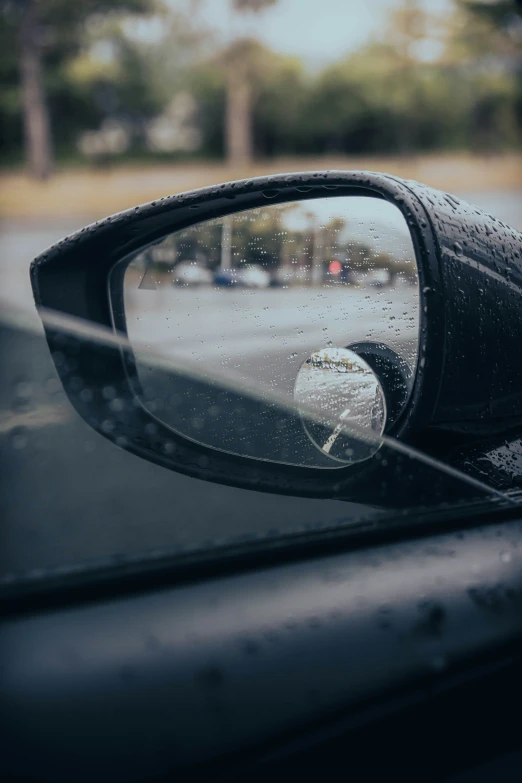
[19, 1, 53, 180]
[226, 64, 253, 166]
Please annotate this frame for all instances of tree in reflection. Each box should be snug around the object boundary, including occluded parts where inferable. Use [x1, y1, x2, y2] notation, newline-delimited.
[137, 202, 417, 288]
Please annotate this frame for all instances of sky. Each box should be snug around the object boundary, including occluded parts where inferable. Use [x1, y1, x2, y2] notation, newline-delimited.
[168, 0, 455, 70]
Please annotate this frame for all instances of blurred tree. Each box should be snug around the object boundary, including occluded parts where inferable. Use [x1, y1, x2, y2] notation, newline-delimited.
[380, 0, 445, 153]
[186, 60, 227, 158]
[0, 0, 155, 179]
[65, 6, 208, 160]
[449, 0, 522, 149]
[254, 54, 308, 156]
[18, 0, 53, 179]
[1, 0, 521, 169]
[0, 4, 21, 158]
[300, 0, 521, 157]
[225, 0, 278, 164]
[451, 1, 521, 63]
[461, 0, 521, 29]
[386, 0, 436, 62]
[304, 44, 445, 155]
[188, 45, 308, 160]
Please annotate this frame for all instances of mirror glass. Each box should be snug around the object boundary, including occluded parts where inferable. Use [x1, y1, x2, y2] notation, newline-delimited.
[294, 347, 386, 464]
[116, 196, 419, 468]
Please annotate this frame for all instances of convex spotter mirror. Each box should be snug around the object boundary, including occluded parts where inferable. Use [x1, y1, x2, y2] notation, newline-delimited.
[31, 172, 522, 504]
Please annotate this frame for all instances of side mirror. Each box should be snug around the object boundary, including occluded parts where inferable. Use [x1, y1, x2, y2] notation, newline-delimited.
[31, 171, 522, 505]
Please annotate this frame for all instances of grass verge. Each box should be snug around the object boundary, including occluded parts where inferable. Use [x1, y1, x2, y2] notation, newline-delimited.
[1, 153, 521, 220]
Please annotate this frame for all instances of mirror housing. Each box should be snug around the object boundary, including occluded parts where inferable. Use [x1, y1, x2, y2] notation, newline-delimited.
[31, 171, 522, 502]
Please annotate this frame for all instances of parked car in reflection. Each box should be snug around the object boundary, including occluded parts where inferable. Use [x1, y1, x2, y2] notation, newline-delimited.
[241, 265, 271, 288]
[368, 269, 392, 288]
[270, 266, 307, 287]
[173, 261, 213, 287]
[214, 264, 271, 288]
[349, 269, 392, 288]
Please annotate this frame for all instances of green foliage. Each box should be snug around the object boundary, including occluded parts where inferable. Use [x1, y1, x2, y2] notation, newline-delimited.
[0, 4, 21, 152]
[298, 41, 520, 154]
[254, 56, 310, 155]
[187, 62, 227, 158]
[175, 0, 522, 160]
[460, 1, 521, 28]
[1, 0, 521, 165]
[0, 0, 158, 159]
[450, 1, 522, 148]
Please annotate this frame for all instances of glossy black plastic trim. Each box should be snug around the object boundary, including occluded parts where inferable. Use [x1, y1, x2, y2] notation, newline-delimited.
[29, 172, 437, 500]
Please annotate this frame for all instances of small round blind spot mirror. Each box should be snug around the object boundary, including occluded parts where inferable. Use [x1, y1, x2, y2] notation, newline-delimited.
[115, 194, 419, 469]
[294, 347, 387, 464]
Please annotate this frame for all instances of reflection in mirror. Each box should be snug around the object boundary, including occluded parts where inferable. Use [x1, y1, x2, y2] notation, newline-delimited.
[115, 196, 419, 468]
[294, 347, 386, 464]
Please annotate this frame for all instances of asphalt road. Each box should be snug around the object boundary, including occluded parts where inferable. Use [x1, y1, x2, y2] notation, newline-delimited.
[1, 189, 521, 580]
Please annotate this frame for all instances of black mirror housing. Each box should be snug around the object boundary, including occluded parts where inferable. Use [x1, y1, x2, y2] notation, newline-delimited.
[30, 171, 522, 503]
